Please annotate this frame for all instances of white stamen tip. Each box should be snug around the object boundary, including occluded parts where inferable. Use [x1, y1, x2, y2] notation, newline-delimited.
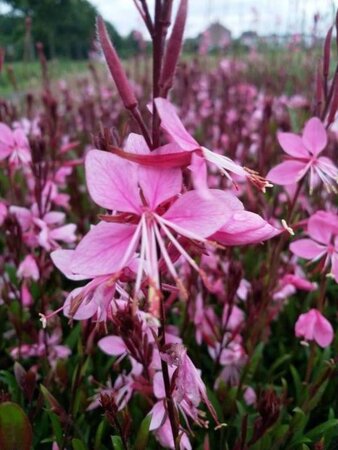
[326, 272, 335, 279]
[281, 219, 294, 235]
[214, 422, 227, 430]
[39, 313, 47, 329]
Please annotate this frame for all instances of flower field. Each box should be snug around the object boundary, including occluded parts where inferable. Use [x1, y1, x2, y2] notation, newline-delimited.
[0, 1, 337, 449]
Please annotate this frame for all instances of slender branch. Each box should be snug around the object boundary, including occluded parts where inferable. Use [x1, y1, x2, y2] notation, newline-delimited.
[159, 295, 179, 450]
[139, 0, 154, 36]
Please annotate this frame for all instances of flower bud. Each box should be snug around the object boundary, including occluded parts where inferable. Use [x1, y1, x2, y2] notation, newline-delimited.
[97, 16, 137, 109]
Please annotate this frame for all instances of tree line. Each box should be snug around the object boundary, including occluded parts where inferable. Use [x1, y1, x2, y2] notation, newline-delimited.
[0, 0, 142, 61]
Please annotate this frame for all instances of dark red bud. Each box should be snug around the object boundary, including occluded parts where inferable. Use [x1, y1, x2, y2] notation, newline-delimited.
[97, 16, 137, 109]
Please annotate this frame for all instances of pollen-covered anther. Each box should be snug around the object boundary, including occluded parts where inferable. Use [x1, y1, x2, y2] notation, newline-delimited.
[69, 292, 85, 317]
[147, 281, 163, 317]
[244, 167, 273, 192]
[175, 277, 188, 300]
[106, 272, 121, 286]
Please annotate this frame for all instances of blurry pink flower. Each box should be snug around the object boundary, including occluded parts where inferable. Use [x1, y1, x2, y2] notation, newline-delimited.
[0, 201, 7, 225]
[21, 282, 33, 307]
[237, 279, 251, 301]
[0, 122, 31, 166]
[71, 134, 233, 315]
[267, 118, 337, 192]
[98, 335, 127, 358]
[273, 272, 317, 301]
[192, 293, 218, 345]
[211, 339, 247, 386]
[17, 255, 39, 281]
[11, 329, 71, 364]
[244, 386, 257, 406]
[290, 210, 338, 282]
[10, 205, 76, 251]
[222, 304, 244, 330]
[149, 344, 218, 439]
[295, 309, 334, 348]
[51, 249, 129, 322]
[153, 415, 191, 450]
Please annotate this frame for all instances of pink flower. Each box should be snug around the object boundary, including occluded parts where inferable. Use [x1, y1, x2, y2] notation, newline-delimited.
[17, 255, 39, 281]
[149, 344, 218, 444]
[51, 249, 126, 322]
[273, 272, 317, 301]
[192, 294, 218, 345]
[290, 210, 338, 282]
[295, 309, 334, 348]
[11, 329, 71, 364]
[267, 118, 337, 192]
[154, 98, 270, 193]
[244, 386, 257, 406]
[0, 122, 31, 166]
[70, 134, 233, 315]
[0, 201, 7, 225]
[10, 205, 76, 251]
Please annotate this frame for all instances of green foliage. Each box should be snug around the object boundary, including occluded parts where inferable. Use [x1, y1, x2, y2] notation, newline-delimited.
[0, 0, 137, 61]
[0, 401, 33, 450]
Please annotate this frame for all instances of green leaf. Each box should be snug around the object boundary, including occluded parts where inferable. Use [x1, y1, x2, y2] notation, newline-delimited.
[111, 435, 123, 450]
[72, 438, 88, 450]
[94, 420, 106, 450]
[134, 414, 151, 450]
[306, 419, 338, 441]
[273, 423, 289, 440]
[268, 354, 292, 378]
[248, 342, 264, 377]
[0, 402, 33, 450]
[290, 365, 302, 404]
[47, 411, 63, 446]
[306, 379, 329, 411]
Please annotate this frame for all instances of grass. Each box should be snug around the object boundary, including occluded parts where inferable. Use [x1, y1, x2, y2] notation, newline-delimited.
[0, 59, 95, 97]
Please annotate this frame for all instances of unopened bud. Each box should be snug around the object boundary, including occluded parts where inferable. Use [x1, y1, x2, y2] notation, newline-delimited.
[97, 16, 137, 109]
[160, 0, 188, 96]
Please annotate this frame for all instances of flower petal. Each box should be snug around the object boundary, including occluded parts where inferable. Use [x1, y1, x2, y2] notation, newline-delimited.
[277, 132, 309, 157]
[0, 123, 14, 159]
[85, 149, 141, 213]
[295, 309, 316, 341]
[307, 211, 338, 245]
[51, 249, 89, 280]
[314, 311, 334, 348]
[98, 335, 127, 356]
[138, 144, 183, 209]
[302, 117, 327, 156]
[71, 222, 137, 276]
[213, 211, 280, 245]
[149, 401, 166, 431]
[154, 97, 198, 151]
[63, 287, 98, 320]
[267, 160, 307, 185]
[124, 132, 150, 155]
[189, 152, 211, 199]
[50, 224, 77, 243]
[290, 239, 326, 260]
[163, 190, 231, 237]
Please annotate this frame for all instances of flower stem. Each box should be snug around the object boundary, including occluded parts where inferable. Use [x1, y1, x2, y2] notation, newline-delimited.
[159, 295, 179, 450]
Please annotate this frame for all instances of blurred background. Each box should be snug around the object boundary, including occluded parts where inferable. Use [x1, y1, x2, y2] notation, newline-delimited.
[0, 0, 337, 96]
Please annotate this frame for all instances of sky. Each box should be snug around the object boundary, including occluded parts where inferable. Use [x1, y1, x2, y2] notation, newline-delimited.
[90, 0, 338, 38]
